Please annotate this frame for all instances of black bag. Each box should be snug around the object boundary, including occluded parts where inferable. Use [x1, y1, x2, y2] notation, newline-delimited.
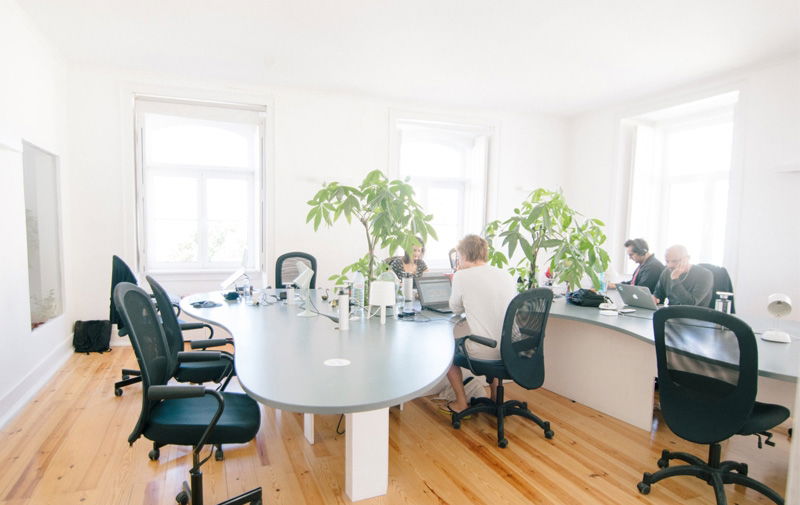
[73, 320, 112, 353]
[567, 288, 608, 308]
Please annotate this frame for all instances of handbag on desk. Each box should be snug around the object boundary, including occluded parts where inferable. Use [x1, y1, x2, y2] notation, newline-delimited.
[567, 289, 608, 308]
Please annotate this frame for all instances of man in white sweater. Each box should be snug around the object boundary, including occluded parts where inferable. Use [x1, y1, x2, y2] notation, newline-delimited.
[445, 235, 518, 414]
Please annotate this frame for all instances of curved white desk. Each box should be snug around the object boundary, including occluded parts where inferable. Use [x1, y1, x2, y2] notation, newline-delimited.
[181, 291, 454, 501]
[544, 297, 800, 431]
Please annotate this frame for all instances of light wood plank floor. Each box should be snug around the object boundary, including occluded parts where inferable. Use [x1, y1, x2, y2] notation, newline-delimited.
[0, 348, 790, 505]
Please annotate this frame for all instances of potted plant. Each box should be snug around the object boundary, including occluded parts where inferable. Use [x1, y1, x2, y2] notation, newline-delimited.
[485, 188, 609, 291]
[306, 169, 437, 287]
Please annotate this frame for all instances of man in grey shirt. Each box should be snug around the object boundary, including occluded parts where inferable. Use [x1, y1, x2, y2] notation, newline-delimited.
[653, 244, 713, 306]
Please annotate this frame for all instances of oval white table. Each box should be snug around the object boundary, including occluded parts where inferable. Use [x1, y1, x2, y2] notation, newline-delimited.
[181, 291, 455, 502]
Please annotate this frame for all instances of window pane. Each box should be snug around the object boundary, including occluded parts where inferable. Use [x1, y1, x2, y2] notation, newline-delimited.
[149, 175, 198, 219]
[422, 186, 462, 267]
[400, 140, 465, 178]
[665, 122, 733, 177]
[149, 219, 199, 263]
[664, 181, 705, 260]
[709, 179, 728, 265]
[207, 178, 250, 263]
[145, 113, 257, 169]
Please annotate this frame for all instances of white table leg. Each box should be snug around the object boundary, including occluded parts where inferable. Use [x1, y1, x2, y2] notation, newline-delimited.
[303, 413, 314, 444]
[345, 407, 389, 501]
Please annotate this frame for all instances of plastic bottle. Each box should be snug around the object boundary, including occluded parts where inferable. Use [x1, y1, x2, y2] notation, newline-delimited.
[598, 272, 607, 294]
[338, 288, 350, 330]
[241, 275, 252, 303]
[352, 271, 365, 317]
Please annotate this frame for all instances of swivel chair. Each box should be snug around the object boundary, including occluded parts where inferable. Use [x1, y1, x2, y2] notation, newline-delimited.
[637, 306, 788, 504]
[450, 288, 555, 448]
[114, 282, 262, 505]
[275, 252, 316, 289]
[111, 255, 215, 396]
[448, 248, 458, 271]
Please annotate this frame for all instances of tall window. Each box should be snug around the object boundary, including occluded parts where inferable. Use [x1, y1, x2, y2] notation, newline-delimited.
[395, 119, 492, 269]
[135, 97, 265, 272]
[626, 92, 738, 271]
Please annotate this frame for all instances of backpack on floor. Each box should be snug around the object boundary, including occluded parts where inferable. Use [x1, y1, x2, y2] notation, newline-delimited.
[73, 320, 112, 353]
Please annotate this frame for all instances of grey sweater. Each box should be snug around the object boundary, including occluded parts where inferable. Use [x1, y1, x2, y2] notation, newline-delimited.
[653, 265, 714, 307]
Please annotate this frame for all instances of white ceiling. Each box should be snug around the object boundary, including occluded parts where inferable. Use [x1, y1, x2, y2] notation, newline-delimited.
[17, 0, 800, 115]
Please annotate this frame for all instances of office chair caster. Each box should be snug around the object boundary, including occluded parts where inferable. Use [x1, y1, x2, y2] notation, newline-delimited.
[452, 419, 461, 429]
[122, 374, 131, 380]
[215, 445, 224, 461]
[148, 448, 160, 461]
[175, 490, 189, 505]
[114, 388, 123, 397]
[637, 481, 651, 495]
[657, 449, 670, 468]
[544, 429, 554, 439]
[498, 438, 508, 448]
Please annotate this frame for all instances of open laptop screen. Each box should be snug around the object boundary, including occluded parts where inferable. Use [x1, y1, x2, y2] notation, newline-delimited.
[417, 277, 451, 305]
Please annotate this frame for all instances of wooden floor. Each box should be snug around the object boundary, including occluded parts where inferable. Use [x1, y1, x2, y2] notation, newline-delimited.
[0, 348, 790, 505]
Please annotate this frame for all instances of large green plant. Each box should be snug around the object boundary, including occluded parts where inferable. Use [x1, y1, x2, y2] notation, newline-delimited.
[306, 170, 437, 285]
[485, 188, 609, 291]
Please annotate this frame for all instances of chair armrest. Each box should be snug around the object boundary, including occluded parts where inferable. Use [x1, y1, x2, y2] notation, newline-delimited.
[148, 385, 206, 401]
[465, 334, 497, 348]
[177, 351, 224, 362]
[190, 338, 230, 349]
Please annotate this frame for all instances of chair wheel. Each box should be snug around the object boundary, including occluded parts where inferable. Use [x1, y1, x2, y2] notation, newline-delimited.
[148, 448, 160, 461]
[637, 482, 650, 495]
[452, 419, 461, 429]
[175, 490, 189, 505]
[114, 388, 123, 397]
[215, 447, 224, 461]
[498, 438, 508, 448]
[122, 374, 130, 380]
[657, 458, 669, 468]
[737, 463, 748, 475]
[544, 429, 554, 439]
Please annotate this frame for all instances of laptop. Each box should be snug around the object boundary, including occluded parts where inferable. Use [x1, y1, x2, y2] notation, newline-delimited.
[617, 284, 660, 311]
[415, 276, 453, 313]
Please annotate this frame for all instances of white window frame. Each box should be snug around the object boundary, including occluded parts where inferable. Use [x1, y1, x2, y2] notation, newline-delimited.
[389, 113, 494, 271]
[134, 95, 268, 275]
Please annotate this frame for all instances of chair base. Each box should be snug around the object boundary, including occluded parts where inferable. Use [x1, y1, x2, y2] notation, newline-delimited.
[638, 443, 784, 505]
[114, 368, 142, 396]
[450, 383, 554, 448]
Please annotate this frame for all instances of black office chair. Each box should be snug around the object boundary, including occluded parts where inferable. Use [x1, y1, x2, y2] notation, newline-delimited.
[114, 282, 262, 505]
[275, 252, 317, 289]
[111, 255, 215, 396]
[450, 288, 555, 448]
[637, 306, 788, 504]
[698, 263, 736, 314]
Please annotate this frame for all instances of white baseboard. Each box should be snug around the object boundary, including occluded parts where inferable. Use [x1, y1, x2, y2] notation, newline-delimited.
[0, 337, 73, 429]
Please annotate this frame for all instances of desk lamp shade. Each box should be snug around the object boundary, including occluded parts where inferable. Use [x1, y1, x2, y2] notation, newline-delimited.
[369, 281, 396, 324]
[761, 293, 792, 343]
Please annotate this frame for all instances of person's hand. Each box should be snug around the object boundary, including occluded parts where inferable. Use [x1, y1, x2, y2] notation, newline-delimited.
[670, 258, 690, 280]
[652, 295, 660, 305]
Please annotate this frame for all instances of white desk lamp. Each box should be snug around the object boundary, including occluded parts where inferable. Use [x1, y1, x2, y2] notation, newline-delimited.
[293, 263, 317, 317]
[761, 293, 792, 343]
[369, 281, 396, 324]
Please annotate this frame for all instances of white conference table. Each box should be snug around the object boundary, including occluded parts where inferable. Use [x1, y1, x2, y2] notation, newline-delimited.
[543, 294, 800, 431]
[181, 290, 454, 502]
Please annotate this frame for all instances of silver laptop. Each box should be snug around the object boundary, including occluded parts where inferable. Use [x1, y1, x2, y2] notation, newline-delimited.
[617, 284, 660, 311]
[415, 276, 453, 313]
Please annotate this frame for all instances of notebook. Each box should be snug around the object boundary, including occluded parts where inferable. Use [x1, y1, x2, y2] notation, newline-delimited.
[415, 276, 453, 313]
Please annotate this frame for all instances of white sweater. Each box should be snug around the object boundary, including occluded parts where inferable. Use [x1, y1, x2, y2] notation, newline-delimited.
[449, 264, 518, 360]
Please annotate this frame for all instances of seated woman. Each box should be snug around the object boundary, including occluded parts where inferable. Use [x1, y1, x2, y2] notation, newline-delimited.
[444, 234, 517, 414]
[388, 237, 428, 279]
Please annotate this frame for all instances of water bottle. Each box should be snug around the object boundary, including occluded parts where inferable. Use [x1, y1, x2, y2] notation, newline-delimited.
[715, 291, 733, 314]
[352, 271, 365, 317]
[241, 275, 253, 304]
[337, 287, 350, 330]
[598, 272, 607, 294]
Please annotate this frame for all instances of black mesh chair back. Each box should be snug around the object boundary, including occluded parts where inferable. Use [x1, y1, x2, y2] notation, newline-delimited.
[501, 288, 554, 390]
[109, 255, 138, 332]
[698, 263, 736, 313]
[146, 276, 186, 374]
[275, 251, 317, 289]
[113, 282, 172, 443]
[654, 306, 757, 444]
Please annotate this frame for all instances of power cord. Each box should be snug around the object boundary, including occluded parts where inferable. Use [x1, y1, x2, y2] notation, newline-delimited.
[336, 414, 345, 435]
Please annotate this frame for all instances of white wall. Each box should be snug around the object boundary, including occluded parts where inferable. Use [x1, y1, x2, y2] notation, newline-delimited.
[0, 0, 71, 427]
[64, 64, 568, 326]
[565, 57, 800, 320]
